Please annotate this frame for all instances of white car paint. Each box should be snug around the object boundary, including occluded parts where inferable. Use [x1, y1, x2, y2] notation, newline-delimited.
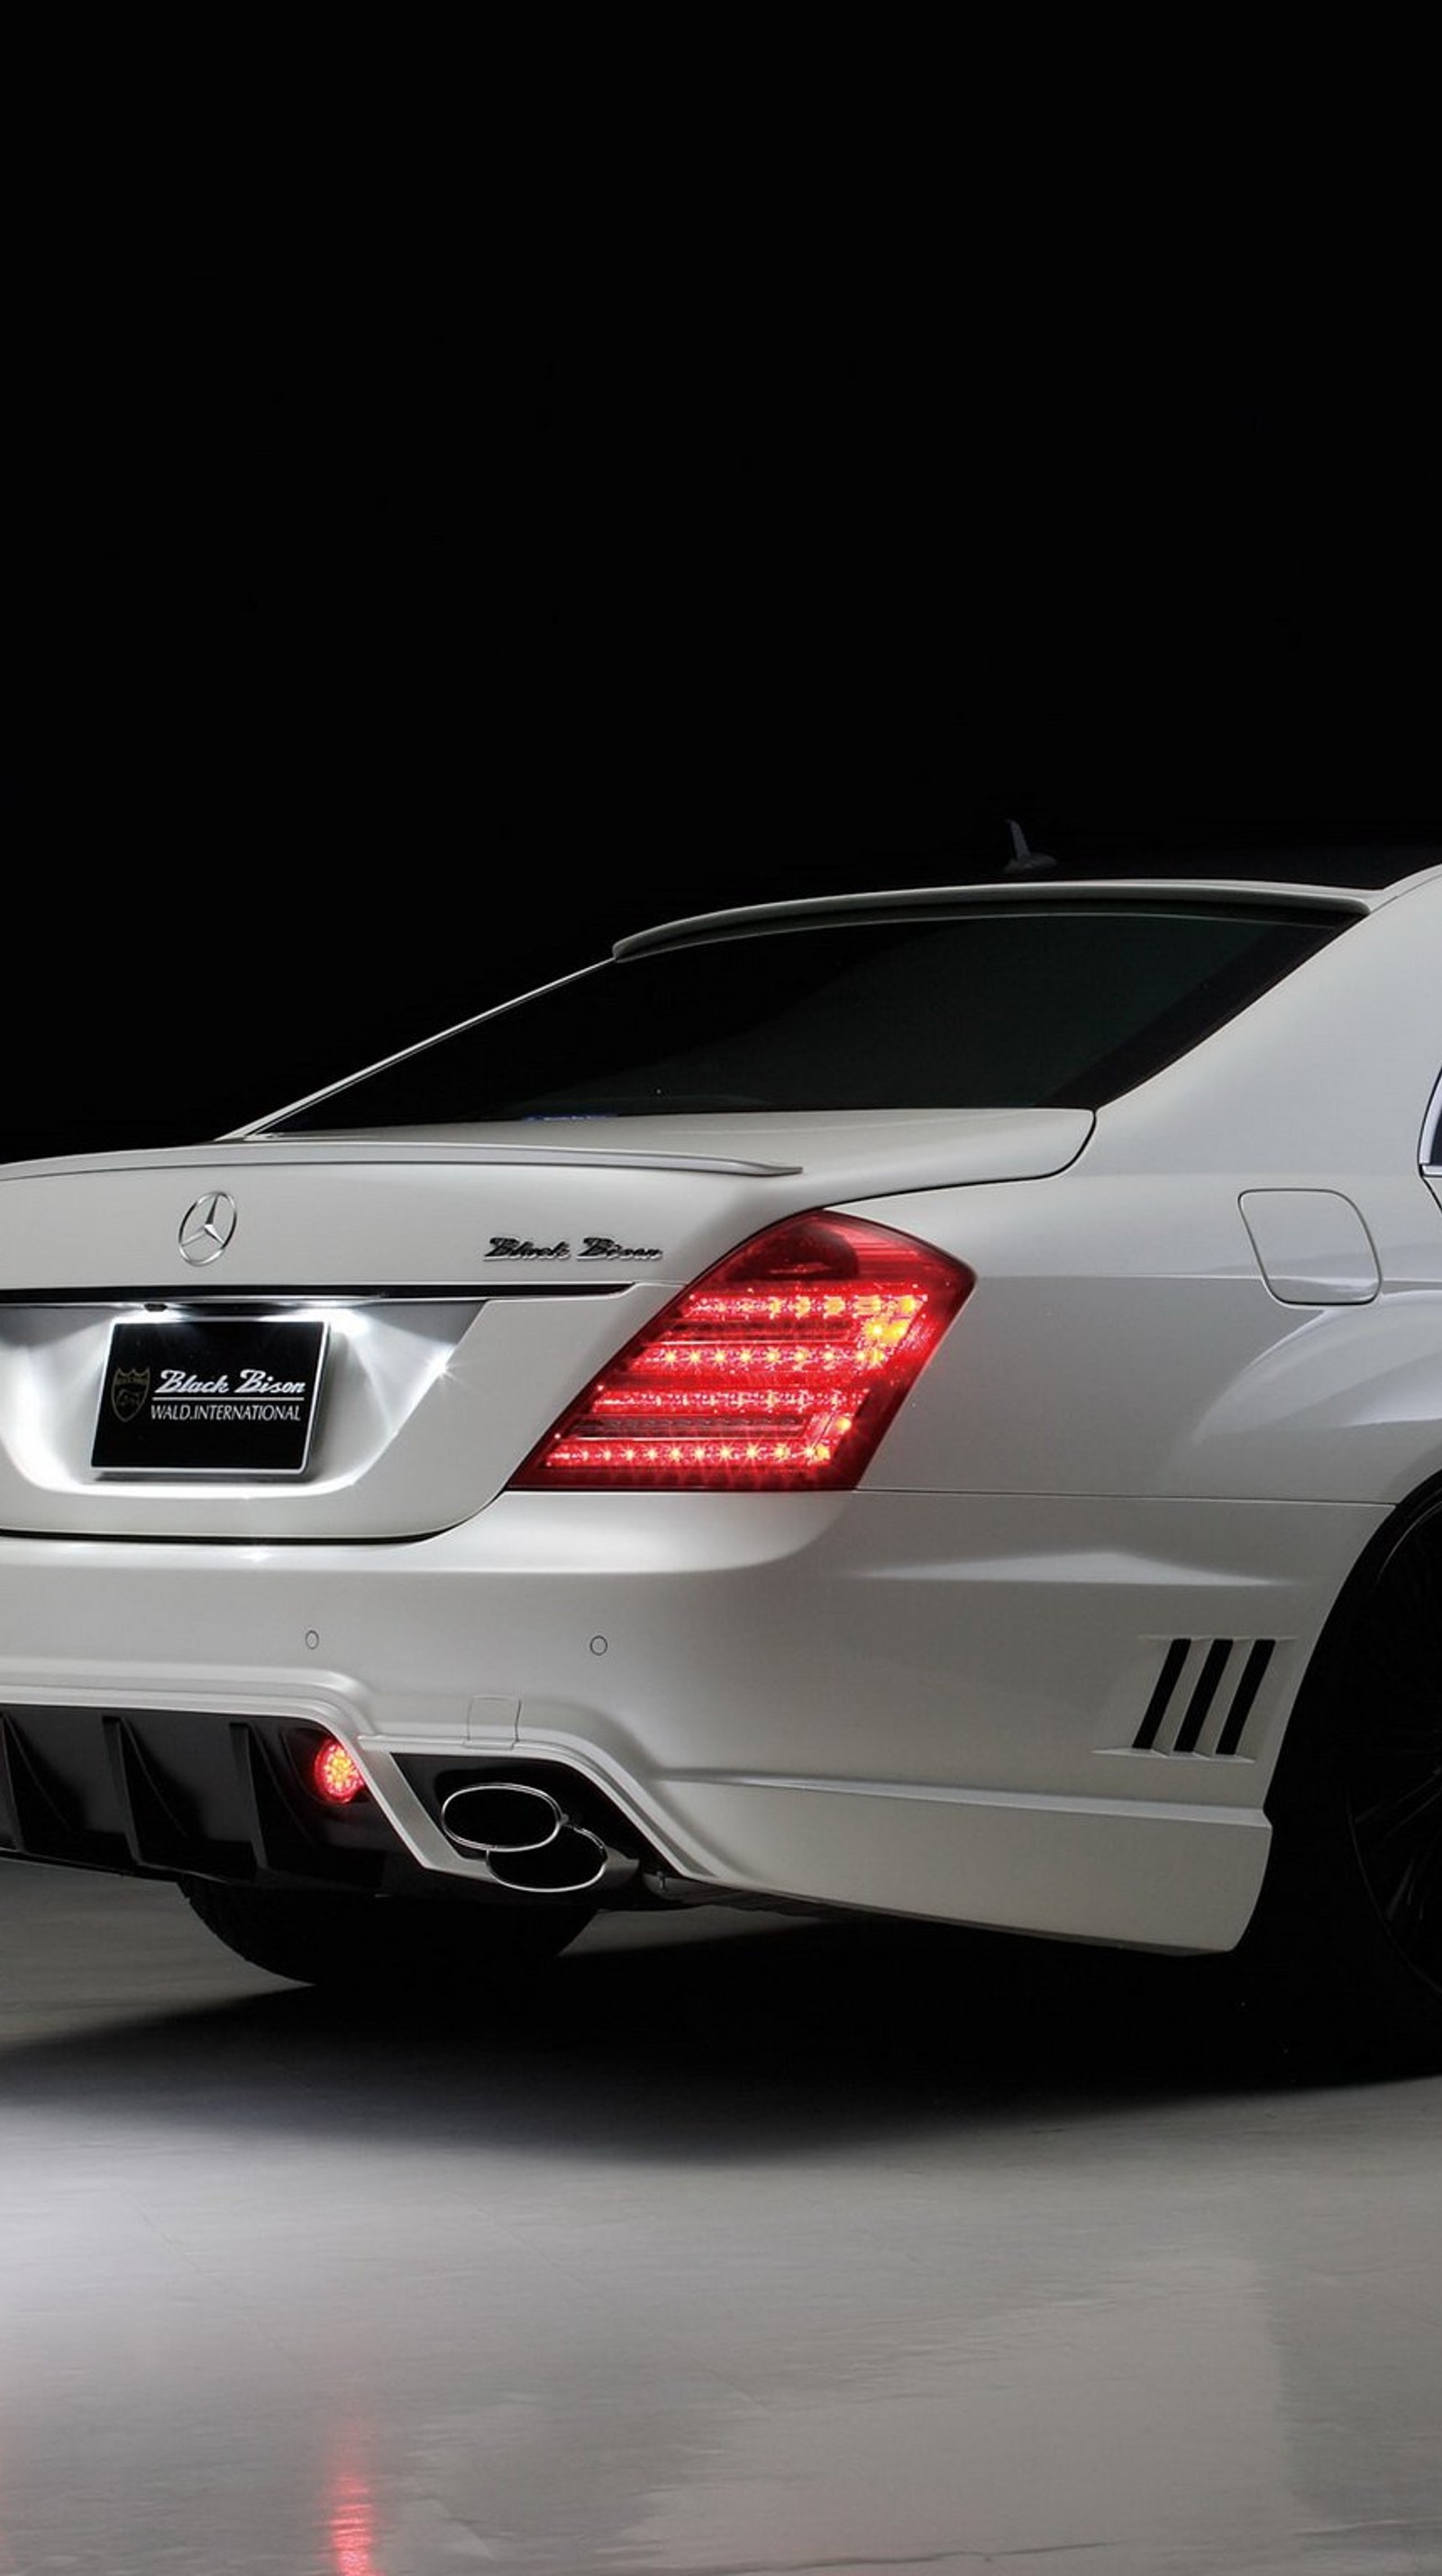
[0, 862, 1438, 2049]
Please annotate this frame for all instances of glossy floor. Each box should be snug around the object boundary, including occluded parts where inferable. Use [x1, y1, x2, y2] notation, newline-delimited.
[2, 1865, 1440, 2576]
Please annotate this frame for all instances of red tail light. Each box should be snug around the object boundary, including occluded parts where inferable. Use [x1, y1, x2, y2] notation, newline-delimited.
[511, 1212, 972, 1492]
[308, 1736, 368, 1804]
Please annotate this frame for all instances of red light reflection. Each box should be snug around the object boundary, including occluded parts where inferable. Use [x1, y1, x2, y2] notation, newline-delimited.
[328, 2464, 382, 2576]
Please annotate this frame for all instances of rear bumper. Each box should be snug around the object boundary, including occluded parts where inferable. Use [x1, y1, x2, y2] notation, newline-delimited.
[0, 1487, 1383, 1951]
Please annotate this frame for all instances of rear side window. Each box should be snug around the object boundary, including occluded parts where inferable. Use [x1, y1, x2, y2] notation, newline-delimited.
[268, 902, 1355, 1130]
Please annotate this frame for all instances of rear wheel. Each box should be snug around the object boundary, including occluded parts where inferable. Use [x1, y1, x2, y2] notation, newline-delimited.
[178, 1876, 598, 1995]
[1242, 1492, 1442, 2069]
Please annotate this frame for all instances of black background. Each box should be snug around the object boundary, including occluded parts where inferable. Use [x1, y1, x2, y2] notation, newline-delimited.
[8, 306, 1437, 1169]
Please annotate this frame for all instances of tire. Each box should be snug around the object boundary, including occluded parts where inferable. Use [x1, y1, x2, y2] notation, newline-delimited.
[178, 1876, 598, 1996]
[1240, 1489, 1442, 2072]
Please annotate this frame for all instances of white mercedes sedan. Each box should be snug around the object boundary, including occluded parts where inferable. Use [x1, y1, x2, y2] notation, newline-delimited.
[2, 861, 1439, 2060]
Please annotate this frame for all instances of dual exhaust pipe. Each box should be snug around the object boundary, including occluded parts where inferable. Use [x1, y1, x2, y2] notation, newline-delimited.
[438, 1778, 637, 1895]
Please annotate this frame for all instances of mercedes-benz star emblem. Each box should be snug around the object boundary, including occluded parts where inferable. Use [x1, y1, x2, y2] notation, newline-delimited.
[178, 1191, 238, 1265]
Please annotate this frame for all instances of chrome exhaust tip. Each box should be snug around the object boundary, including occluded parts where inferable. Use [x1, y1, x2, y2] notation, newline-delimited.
[487, 1824, 616, 1894]
[440, 1780, 563, 1857]
[438, 1777, 637, 1895]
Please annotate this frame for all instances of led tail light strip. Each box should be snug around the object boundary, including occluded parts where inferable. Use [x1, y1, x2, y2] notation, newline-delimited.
[512, 1212, 973, 1491]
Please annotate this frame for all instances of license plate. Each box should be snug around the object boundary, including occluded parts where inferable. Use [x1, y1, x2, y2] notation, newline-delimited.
[92, 1317, 329, 1475]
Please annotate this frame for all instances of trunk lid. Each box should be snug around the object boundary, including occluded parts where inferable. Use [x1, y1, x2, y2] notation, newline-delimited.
[0, 1108, 1091, 1538]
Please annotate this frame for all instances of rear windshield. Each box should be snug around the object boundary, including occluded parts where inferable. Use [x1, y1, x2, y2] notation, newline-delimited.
[263, 901, 1355, 1130]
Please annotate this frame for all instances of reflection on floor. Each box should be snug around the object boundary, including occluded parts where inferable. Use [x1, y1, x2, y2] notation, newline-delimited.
[2, 1863, 1440, 2575]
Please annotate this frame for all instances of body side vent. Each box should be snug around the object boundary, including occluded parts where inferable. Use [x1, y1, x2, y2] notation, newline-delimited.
[1132, 1637, 1277, 1758]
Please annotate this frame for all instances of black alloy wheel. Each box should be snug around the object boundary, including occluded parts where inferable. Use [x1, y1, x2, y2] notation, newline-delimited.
[1337, 1502, 1442, 2005]
[1241, 1490, 1442, 2072]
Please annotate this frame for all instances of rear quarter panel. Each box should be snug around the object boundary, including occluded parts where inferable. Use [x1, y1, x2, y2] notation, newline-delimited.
[860, 882, 1442, 1511]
